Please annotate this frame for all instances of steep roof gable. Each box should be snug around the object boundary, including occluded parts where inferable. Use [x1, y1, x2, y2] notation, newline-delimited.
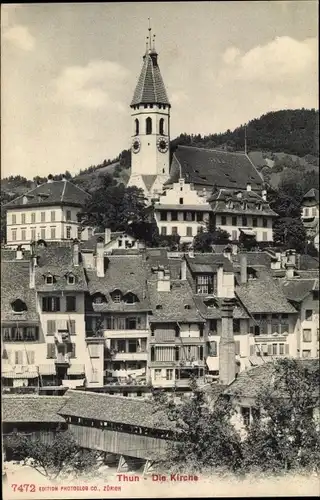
[131, 51, 170, 106]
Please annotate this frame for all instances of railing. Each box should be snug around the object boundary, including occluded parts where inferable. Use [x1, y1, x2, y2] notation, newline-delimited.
[55, 354, 70, 364]
[111, 351, 148, 361]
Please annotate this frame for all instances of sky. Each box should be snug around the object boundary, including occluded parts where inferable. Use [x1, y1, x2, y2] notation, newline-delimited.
[1, 1, 318, 179]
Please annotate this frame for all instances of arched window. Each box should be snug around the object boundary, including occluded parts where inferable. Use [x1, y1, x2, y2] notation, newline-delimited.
[135, 118, 139, 136]
[146, 117, 152, 135]
[11, 299, 27, 313]
[159, 118, 165, 135]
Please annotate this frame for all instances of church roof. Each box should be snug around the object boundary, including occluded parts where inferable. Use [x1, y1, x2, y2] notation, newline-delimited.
[131, 50, 170, 106]
[166, 146, 263, 190]
[303, 188, 319, 202]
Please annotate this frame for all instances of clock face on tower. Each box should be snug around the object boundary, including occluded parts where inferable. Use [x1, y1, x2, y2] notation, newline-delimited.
[157, 137, 169, 153]
[132, 138, 141, 154]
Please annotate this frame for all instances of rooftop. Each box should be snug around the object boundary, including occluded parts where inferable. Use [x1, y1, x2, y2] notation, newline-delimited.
[166, 146, 263, 190]
[2, 396, 68, 423]
[131, 50, 170, 106]
[236, 278, 297, 314]
[303, 188, 319, 203]
[5, 180, 89, 209]
[186, 253, 234, 273]
[281, 278, 318, 302]
[209, 189, 277, 217]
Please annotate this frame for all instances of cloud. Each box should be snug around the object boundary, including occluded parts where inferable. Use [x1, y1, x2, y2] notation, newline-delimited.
[3, 24, 35, 51]
[53, 60, 130, 110]
[170, 90, 188, 106]
[219, 36, 318, 84]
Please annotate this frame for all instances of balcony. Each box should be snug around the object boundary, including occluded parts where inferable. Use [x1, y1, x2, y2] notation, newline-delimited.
[111, 351, 148, 361]
[55, 354, 70, 366]
[54, 332, 70, 344]
[103, 329, 149, 339]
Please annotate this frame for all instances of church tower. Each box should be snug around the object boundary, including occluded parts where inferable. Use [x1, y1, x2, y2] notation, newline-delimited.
[128, 26, 171, 198]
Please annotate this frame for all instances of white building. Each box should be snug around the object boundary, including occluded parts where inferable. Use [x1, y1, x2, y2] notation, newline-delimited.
[301, 188, 319, 251]
[4, 177, 90, 249]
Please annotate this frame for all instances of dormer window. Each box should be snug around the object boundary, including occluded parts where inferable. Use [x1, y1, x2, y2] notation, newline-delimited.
[67, 274, 75, 285]
[11, 299, 27, 313]
[257, 203, 262, 211]
[111, 290, 122, 303]
[156, 304, 163, 310]
[124, 293, 139, 304]
[92, 293, 107, 305]
[46, 274, 54, 285]
[184, 304, 191, 310]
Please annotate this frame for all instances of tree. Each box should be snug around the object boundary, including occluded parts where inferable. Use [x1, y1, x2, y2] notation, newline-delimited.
[273, 217, 307, 253]
[242, 358, 320, 473]
[152, 381, 242, 474]
[239, 231, 257, 251]
[5, 430, 101, 480]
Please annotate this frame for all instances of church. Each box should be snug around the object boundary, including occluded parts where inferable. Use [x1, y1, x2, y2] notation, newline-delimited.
[127, 30, 277, 243]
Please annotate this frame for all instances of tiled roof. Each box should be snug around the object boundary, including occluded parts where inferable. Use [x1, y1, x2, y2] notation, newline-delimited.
[303, 188, 319, 202]
[148, 280, 204, 323]
[2, 396, 68, 423]
[1, 259, 39, 323]
[186, 254, 234, 273]
[5, 180, 89, 209]
[166, 146, 263, 190]
[297, 254, 319, 270]
[281, 279, 317, 302]
[86, 255, 151, 311]
[209, 189, 277, 217]
[224, 359, 319, 398]
[35, 245, 87, 292]
[236, 278, 297, 314]
[232, 252, 273, 268]
[154, 203, 211, 211]
[146, 251, 182, 280]
[131, 51, 170, 106]
[58, 390, 174, 430]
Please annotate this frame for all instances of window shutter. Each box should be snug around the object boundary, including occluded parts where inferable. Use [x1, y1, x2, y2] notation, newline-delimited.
[47, 320, 56, 335]
[15, 351, 23, 364]
[47, 343, 56, 359]
[69, 320, 76, 334]
[235, 341, 240, 355]
[267, 344, 272, 355]
[42, 297, 48, 311]
[55, 297, 60, 311]
[27, 351, 35, 364]
[7, 350, 12, 363]
[285, 344, 289, 355]
[70, 343, 76, 358]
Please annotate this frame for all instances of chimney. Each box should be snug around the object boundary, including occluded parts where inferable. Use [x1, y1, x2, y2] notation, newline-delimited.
[219, 298, 237, 385]
[96, 241, 105, 278]
[286, 249, 296, 267]
[246, 182, 251, 192]
[16, 246, 23, 260]
[105, 228, 111, 245]
[262, 189, 267, 201]
[180, 259, 187, 280]
[29, 255, 37, 289]
[216, 264, 224, 298]
[73, 241, 79, 266]
[157, 267, 171, 292]
[239, 254, 247, 284]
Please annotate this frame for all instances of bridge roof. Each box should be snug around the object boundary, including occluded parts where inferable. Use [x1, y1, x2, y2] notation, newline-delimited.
[58, 390, 174, 431]
[2, 396, 68, 423]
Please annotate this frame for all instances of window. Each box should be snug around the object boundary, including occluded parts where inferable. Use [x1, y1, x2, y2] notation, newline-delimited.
[66, 210, 71, 221]
[303, 329, 312, 342]
[41, 212, 46, 222]
[46, 274, 54, 285]
[196, 212, 203, 222]
[40, 227, 46, 239]
[12, 214, 16, 224]
[179, 198, 183, 205]
[209, 319, 217, 333]
[312, 207, 317, 216]
[279, 343, 284, 355]
[31, 213, 36, 223]
[126, 317, 139, 329]
[112, 292, 122, 303]
[2, 326, 38, 342]
[171, 211, 178, 221]
[160, 211, 168, 221]
[49, 227, 56, 240]
[135, 118, 139, 136]
[31, 228, 36, 240]
[21, 214, 26, 224]
[66, 296, 76, 312]
[242, 216, 247, 226]
[51, 211, 55, 222]
[47, 320, 56, 335]
[161, 227, 167, 236]
[252, 217, 257, 227]
[221, 215, 227, 225]
[166, 369, 173, 380]
[154, 369, 162, 381]
[197, 274, 214, 294]
[186, 227, 193, 237]
[232, 216, 237, 226]
[272, 343, 278, 355]
[171, 227, 178, 236]
[184, 212, 195, 221]
[262, 217, 268, 228]
[263, 232, 268, 241]
[305, 309, 313, 321]
[235, 341, 240, 355]
[302, 349, 311, 358]
[241, 407, 250, 427]
[232, 230, 238, 241]
[21, 228, 26, 241]
[42, 296, 60, 312]
[77, 227, 82, 241]
[233, 319, 240, 334]
[15, 351, 24, 364]
[125, 293, 138, 304]
[304, 208, 309, 216]
[67, 274, 75, 285]
[146, 117, 152, 135]
[12, 229, 17, 241]
[210, 340, 217, 356]
[159, 118, 165, 135]
[66, 226, 71, 239]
